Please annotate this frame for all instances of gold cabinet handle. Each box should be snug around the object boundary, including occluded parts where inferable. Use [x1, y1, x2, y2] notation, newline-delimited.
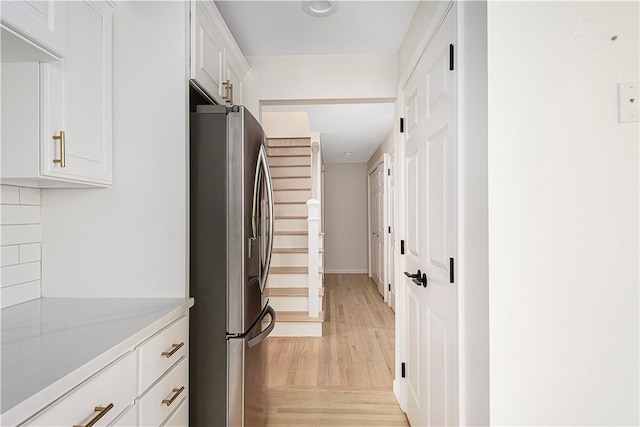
[222, 79, 232, 104]
[73, 403, 114, 427]
[162, 386, 185, 406]
[52, 130, 65, 168]
[161, 342, 184, 358]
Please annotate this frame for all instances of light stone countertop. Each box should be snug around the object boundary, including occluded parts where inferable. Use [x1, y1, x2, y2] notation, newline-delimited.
[1, 297, 194, 425]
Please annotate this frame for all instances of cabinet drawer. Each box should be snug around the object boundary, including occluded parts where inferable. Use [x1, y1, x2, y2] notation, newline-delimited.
[139, 357, 188, 427]
[161, 399, 188, 427]
[107, 403, 137, 427]
[138, 315, 188, 393]
[24, 352, 136, 427]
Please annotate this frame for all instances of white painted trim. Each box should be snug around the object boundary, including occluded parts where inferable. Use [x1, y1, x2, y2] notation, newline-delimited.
[324, 269, 367, 274]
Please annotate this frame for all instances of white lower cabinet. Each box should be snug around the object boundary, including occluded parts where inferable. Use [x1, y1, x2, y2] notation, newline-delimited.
[24, 352, 137, 427]
[18, 312, 190, 427]
[139, 358, 188, 427]
[161, 399, 188, 427]
[108, 404, 138, 427]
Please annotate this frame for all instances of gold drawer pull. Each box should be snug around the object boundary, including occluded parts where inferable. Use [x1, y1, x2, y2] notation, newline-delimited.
[73, 403, 114, 427]
[52, 130, 66, 168]
[162, 386, 185, 406]
[161, 342, 184, 358]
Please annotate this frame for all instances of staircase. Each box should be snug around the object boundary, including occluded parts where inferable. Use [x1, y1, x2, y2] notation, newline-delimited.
[266, 137, 325, 337]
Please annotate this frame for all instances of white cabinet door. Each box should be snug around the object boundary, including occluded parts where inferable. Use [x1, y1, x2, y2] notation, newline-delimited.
[0, 0, 66, 57]
[190, 1, 225, 103]
[40, 0, 113, 186]
[225, 57, 243, 106]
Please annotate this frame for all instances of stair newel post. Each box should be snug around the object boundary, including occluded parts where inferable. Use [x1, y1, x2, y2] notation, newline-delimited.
[307, 199, 320, 318]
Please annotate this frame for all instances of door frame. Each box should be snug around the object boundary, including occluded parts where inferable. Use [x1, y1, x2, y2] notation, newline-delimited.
[367, 152, 390, 302]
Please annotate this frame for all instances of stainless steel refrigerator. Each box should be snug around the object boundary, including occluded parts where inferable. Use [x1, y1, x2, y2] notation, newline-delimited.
[189, 105, 275, 427]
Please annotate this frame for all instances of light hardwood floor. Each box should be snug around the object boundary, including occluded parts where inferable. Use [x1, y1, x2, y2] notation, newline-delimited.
[267, 274, 408, 426]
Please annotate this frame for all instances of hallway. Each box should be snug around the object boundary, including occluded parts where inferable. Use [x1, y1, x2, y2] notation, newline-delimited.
[267, 274, 408, 426]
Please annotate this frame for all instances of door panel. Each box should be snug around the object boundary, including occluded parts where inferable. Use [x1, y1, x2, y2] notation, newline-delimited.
[402, 6, 457, 426]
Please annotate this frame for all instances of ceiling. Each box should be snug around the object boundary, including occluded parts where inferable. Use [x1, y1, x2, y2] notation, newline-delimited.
[214, 1, 418, 56]
[263, 102, 394, 163]
[215, 1, 417, 164]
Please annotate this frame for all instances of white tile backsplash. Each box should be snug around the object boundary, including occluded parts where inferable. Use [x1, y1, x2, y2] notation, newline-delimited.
[1, 246, 20, 267]
[19, 187, 41, 205]
[1, 185, 42, 308]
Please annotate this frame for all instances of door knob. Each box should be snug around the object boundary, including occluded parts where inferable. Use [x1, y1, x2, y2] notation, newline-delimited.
[404, 269, 421, 279]
[404, 270, 428, 288]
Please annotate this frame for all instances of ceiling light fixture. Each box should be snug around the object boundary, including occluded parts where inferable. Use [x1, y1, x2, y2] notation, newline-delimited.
[343, 151, 353, 157]
[302, 1, 339, 18]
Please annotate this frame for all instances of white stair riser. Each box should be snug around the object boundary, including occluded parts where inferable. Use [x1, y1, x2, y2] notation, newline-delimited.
[271, 252, 323, 268]
[267, 273, 322, 287]
[272, 177, 311, 190]
[274, 218, 307, 232]
[268, 146, 310, 156]
[274, 203, 307, 217]
[270, 322, 322, 338]
[270, 296, 308, 312]
[267, 139, 311, 148]
[268, 156, 311, 167]
[273, 234, 324, 249]
[269, 166, 311, 177]
[270, 296, 324, 312]
[273, 190, 311, 203]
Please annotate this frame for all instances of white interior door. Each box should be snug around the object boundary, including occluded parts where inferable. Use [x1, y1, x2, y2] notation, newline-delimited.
[388, 154, 396, 310]
[369, 164, 384, 294]
[375, 164, 385, 296]
[402, 7, 457, 426]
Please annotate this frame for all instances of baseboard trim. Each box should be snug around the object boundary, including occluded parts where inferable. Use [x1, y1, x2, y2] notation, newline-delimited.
[325, 269, 368, 274]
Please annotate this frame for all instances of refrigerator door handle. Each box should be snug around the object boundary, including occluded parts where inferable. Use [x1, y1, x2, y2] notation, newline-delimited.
[248, 305, 276, 348]
[258, 144, 275, 287]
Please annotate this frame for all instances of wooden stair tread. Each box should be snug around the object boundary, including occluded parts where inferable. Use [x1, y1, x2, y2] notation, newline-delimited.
[270, 266, 325, 274]
[272, 175, 312, 179]
[275, 311, 325, 322]
[267, 287, 325, 297]
[274, 201, 307, 205]
[273, 188, 311, 191]
[269, 164, 311, 168]
[267, 154, 311, 158]
[273, 231, 324, 235]
[275, 215, 307, 219]
[273, 248, 324, 253]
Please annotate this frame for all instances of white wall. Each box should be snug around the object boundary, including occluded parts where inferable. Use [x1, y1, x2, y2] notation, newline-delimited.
[367, 127, 394, 171]
[323, 163, 368, 273]
[262, 111, 310, 138]
[488, 2, 639, 425]
[41, 1, 189, 298]
[457, 2, 489, 425]
[1, 185, 42, 307]
[242, 53, 397, 120]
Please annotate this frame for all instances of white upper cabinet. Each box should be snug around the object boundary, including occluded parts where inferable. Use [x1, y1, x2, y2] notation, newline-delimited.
[1, 1, 113, 188]
[190, 0, 249, 106]
[0, 0, 66, 57]
[191, 1, 225, 102]
[40, 1, 113, 186]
